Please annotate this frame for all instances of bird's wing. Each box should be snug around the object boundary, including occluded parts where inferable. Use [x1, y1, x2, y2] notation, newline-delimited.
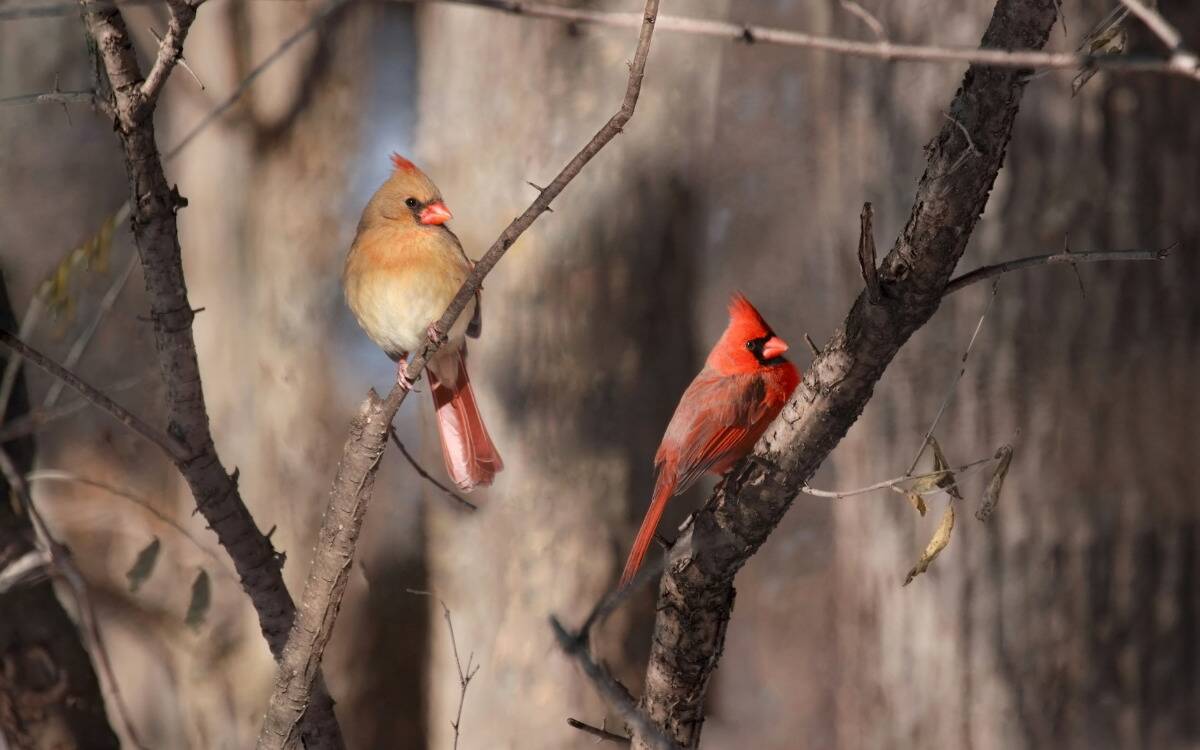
[664, 371, 771, 495]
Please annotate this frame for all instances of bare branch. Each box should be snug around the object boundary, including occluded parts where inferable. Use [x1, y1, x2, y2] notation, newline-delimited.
[139, 0, 204, 114]
[800, 453, 999, 499]
[77, 0, 346, 743]
[407, 592, 479, 750]
[0, 89, 97, 106]
[0, 330, 190, 461]
[906, 281, 998, 475]
[256, 2, 665, 748]
[388, 428, 477, 511]
[838, 0, 887, 41]
[942, 244, 1172, 295]
[399, 0, 1200, 82]
[550, 617, 680, 750]
[1119, 0, 1193, 62]
[568, 718, 632, 745]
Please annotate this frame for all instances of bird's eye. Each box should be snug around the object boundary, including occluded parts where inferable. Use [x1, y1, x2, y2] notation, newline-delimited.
[405, 197, 420, 208]
[745, 340, 755, 350]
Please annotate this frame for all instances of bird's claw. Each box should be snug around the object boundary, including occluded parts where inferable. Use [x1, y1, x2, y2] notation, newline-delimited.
[396, 357, 421, 393]
[426, 323, 447, 347]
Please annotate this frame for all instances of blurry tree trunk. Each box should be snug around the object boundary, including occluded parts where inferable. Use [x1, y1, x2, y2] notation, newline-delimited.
[0, 271, 119, 750]
[414, 3, 726, 746]
[697, 1, 1200, 748]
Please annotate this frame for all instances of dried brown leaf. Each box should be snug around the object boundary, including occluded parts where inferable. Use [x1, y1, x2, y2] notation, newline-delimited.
[976, 445, 1014, 522]
[904, 503, 956, 586]
[904, 490, 927, 516]
[929, 436, 963, 501]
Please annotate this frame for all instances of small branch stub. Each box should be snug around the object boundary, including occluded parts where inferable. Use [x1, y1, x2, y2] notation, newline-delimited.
[857, 202, 882, 304]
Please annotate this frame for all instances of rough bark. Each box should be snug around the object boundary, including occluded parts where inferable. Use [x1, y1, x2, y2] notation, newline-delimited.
[635, 0, 1060, 746]
[413, 1, 727, 746]
[0, 270, 120, 750]
[77, 3, 344, 746]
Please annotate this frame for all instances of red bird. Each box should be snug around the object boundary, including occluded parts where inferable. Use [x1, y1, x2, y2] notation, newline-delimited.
[620, 294, 800, 586]
[343, 154, 503, 491]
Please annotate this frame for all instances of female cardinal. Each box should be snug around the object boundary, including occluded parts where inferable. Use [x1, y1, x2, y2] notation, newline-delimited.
[620, 294, 800, 586]
[343, 154, 503, 491]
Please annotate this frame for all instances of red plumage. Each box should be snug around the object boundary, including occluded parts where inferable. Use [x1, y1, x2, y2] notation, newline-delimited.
[619, 294, 800, 586]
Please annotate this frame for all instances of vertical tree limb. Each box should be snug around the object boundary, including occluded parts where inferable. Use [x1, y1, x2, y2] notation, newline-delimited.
[634, 0, 1060, 747]
[75, 2, 345, 746]
[256, 1, 664, 746]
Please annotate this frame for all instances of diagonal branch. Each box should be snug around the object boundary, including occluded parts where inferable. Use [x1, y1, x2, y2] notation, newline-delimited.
[138, 0, 203, 115]
[0, 330, 190, 461]
[77, 0, 345, 745]
[634, 0, 1064, 747]
[254, 1, 664, 748]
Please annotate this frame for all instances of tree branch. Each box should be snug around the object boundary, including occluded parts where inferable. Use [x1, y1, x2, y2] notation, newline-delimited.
[550, 617, 679, 750]
[568, 718, 632, 745]
[76, 1, 345, 745]
[397, 0, 1200, 83]
[138, 0, 202, 114]
[388, 428, 477, 511]
[0, 330, 190, 461]
[634, 0, 1063, 747]
[255, 1, 664, 747]
[942, 244, 1172, 295]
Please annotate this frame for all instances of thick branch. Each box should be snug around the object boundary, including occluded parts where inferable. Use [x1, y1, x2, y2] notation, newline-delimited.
[76, 1, 345, 746]
[635, 0, 1062, 747]
[254, 1, 663, 747]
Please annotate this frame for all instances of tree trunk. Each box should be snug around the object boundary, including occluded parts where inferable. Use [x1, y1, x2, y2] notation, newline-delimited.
[413, 2, 727, 746]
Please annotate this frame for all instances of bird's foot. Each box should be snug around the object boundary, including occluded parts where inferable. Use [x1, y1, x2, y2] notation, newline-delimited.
[395, 356, 421, 393]
[425, 323, 447, 348]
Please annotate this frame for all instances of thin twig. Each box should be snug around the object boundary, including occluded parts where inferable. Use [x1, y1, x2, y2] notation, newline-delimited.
[388, 428, 477, 511]
[257, 3, 663, 745]
[408, 591, 478, 750]
[0, 448, 148, 750]
[942, 244, 1172, 296]
[43, 250, 140, 409]
[26, 470, 236, 580]
[0, 330, 190, 461]
[138, 0, 204, 116]
[0, 373, 149, 443]
[800, 453, 999, 499]
[1119, 0, 1192, 61]
[550, 617, 680, 750]
[568, 717, 632, 745]
[396, 0, 1200, 82]
[837, 0, 886, 41]
[0, 89, 97, 106]
[906, 282, 999, 475]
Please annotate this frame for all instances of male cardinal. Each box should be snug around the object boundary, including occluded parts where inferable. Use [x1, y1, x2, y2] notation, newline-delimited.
[343, 153, 503, 491]
[620, 294, 800, 586]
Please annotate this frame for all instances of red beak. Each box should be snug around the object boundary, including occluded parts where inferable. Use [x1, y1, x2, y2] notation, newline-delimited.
[762, 335, 789, 360]
[418, 201, 453, 225]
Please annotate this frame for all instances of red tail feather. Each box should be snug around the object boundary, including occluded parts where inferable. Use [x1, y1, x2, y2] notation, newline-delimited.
[619, 472, 675, 587]
[427, 351, 503, 491]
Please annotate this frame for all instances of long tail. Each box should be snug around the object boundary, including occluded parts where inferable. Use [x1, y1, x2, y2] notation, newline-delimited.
[619, 471, 675, 587]
[427, 350, 503, 491]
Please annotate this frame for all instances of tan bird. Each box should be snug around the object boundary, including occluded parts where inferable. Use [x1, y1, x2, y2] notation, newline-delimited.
[343, 154, 503, 491]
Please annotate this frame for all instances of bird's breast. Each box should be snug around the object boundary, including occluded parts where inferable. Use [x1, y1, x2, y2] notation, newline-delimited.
[344, 229, 473, 359]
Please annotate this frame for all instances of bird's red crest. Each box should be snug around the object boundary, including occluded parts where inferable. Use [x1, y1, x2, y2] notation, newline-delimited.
[727, 292, 771, 337]
[389, 152, 418, 173]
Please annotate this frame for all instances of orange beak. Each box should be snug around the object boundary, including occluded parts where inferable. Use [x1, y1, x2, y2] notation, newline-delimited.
[762, 335, 789, 360]
[418, 201, 453, 225]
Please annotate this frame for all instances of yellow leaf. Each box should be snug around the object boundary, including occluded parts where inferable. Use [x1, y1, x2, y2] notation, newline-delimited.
[904, 503, 956, 586]
[904, 490, 927, 517]
[928, 436, 963, 501]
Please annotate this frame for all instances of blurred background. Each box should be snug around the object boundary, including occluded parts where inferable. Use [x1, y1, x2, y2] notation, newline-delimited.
[1, 0, 1197, 748]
